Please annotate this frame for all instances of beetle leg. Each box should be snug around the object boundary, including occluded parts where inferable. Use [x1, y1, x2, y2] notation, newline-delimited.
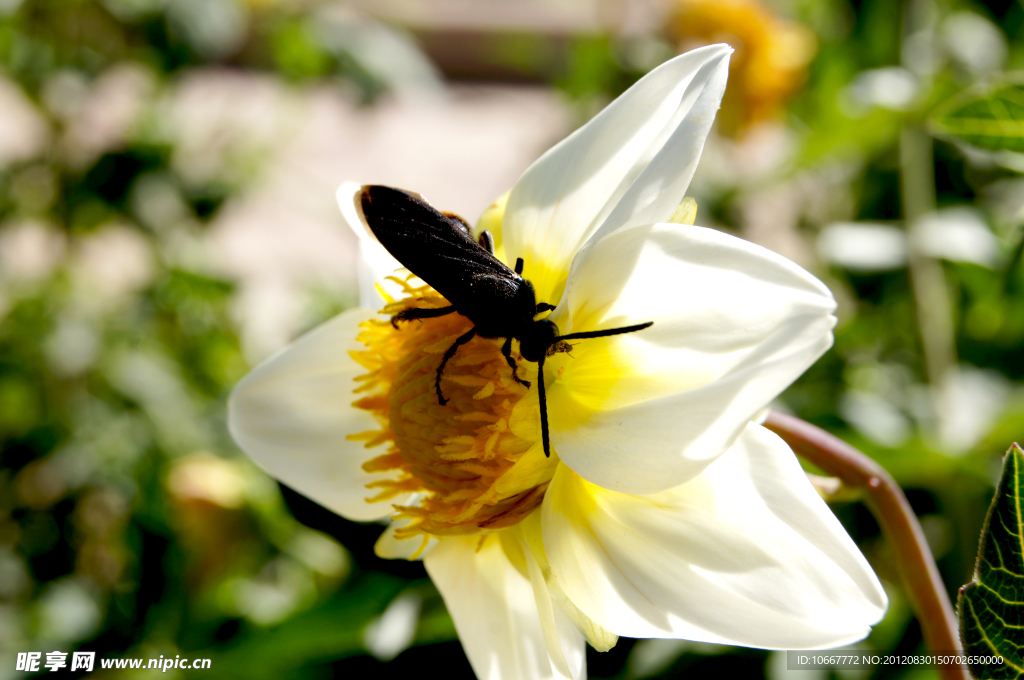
[392, 305, 456, 329]
[477, 230, 495, 254]
[515, 257, 524, 275]
[502, 337, 531, 388]
[537, 353, 551, 458]
[535, 302, 556, 314]
[436, 328, 477, 405]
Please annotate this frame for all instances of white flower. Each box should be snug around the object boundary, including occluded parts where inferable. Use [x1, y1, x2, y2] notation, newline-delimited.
[228, 44, 887, 680]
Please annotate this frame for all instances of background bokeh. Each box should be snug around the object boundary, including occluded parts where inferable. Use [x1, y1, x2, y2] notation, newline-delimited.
[1, 0, 1023, 677]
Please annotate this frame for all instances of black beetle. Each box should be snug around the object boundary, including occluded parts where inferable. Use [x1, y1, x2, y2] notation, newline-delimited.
[358, 185, 652, 457]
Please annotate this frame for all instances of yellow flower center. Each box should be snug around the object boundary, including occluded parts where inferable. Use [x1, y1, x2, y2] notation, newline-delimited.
[348, 277, 558, 539]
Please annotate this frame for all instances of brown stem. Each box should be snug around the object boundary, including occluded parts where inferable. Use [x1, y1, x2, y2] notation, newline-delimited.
[764, 410, 968, 680]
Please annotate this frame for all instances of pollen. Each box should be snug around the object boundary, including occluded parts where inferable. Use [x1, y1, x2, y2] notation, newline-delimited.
[349, 276, 557, 539]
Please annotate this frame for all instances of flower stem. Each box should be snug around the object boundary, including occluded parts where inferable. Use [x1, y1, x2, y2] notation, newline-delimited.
[764, 410, 968, 680]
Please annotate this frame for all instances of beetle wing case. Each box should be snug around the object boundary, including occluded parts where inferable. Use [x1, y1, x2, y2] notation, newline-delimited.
[358, 185, 536, 334]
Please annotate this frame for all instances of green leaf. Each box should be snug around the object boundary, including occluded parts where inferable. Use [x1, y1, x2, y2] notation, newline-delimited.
[930, 81, 1024, 153]
[958, 443, 1024, 679]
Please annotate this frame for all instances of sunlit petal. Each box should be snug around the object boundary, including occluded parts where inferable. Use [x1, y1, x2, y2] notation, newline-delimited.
[228, 308, 410, 521]
[543, 423, 887, 649]
[502, 45, 731, 304]
[336, 181, 408, 308]
[425, 534, 585, 680]
[517, 512, 618, 654]
[546, 222, 836, 493]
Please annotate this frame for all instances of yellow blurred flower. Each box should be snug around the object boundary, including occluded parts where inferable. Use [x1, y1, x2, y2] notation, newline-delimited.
[668, 0, 816, 135]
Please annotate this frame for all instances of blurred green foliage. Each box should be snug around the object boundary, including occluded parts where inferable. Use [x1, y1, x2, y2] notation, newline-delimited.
[930, 81, 1024, 152]
[0, 0, 1023, 679]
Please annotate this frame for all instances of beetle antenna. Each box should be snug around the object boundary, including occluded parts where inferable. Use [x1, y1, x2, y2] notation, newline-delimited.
[555, 321, 653, 342]
[536, 322, 652, 455]
[537, 353, 551, 458]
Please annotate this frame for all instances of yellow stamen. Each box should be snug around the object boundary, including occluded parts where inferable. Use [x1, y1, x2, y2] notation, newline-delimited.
[348, 276, 558, 539]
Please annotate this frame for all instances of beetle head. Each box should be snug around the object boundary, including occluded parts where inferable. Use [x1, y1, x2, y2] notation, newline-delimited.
[519, 320, 560, 362]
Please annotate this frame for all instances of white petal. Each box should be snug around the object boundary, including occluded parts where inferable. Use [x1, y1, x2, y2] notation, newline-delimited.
[425, 533, 585, 680]
[546, 222, 836, 493]
[517, 512, 616, 656]
[336, 181, 407, 309]
[502, 45, 731, 304]
[228, 308, 410, 521]
[522, 542, 587, 680]
[542, 424, 887, 649]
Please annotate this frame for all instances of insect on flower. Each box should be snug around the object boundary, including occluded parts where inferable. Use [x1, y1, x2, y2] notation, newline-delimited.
[358, 185, 653, 458]
[229, 44, 888, 680]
